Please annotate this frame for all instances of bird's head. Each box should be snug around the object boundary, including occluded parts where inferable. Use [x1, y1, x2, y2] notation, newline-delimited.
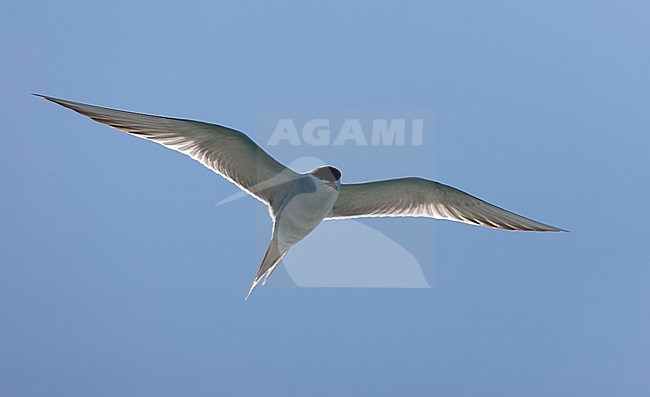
[311, 166, 341, 191]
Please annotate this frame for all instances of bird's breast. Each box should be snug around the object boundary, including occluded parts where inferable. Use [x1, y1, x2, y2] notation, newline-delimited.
[275, 180, 339, 248]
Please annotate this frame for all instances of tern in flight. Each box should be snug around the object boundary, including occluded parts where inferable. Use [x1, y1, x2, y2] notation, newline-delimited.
[36, 95, 565, 299]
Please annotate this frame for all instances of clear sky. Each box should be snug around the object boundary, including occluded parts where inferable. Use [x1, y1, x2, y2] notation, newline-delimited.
[2, 1, 649, 396]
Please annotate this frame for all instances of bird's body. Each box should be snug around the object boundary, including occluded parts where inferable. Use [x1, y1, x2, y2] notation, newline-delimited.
[36, 94, 566, 299]
[275, 173, 339, 249]
[246, 170, 340, 298]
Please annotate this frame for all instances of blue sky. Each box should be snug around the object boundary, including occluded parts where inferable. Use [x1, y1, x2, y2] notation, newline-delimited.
[2, 1, 649, 396]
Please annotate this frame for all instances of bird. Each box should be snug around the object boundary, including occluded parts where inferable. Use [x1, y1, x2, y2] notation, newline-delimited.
[36, 94, 566, 299]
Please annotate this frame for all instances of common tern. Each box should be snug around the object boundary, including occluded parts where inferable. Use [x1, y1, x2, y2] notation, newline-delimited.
[36, 95, 566, 299]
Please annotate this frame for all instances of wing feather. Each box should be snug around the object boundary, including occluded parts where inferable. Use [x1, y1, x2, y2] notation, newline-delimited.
[327, 177, 565, 232]
[36, 94, 298, 206]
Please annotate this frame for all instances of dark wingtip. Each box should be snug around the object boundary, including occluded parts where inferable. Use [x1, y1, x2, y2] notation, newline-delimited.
[532, 224, 568, 233]
[33, 94, 81, 112]
[33, 93, 56, 102]
[542, 226, 569, 233]
[545, 223, 569, 233]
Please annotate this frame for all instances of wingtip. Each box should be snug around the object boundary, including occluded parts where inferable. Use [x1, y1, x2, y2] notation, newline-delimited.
[539, 226, 569, 233]
[546, 224, 569, 233]
[32, 93, 56, 102]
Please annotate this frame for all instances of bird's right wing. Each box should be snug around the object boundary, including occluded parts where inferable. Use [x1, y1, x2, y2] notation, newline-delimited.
[37, 95, 299, 206]
[326, 177, 565, 232]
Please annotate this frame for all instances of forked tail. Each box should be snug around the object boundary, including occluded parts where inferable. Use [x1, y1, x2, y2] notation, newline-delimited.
[245, 241, 288, 300]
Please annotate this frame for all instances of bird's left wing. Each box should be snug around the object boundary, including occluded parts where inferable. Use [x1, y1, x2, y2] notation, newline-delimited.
[36, 95, 299, 206]
[326, 177, 565, 232]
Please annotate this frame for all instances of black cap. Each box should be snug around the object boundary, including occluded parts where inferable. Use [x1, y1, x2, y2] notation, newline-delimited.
[312, 166, 341, 182]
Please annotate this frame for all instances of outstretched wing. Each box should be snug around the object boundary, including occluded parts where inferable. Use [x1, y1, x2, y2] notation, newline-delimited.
[326, 177, 565, 232]
[37, 94, 299, 206]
